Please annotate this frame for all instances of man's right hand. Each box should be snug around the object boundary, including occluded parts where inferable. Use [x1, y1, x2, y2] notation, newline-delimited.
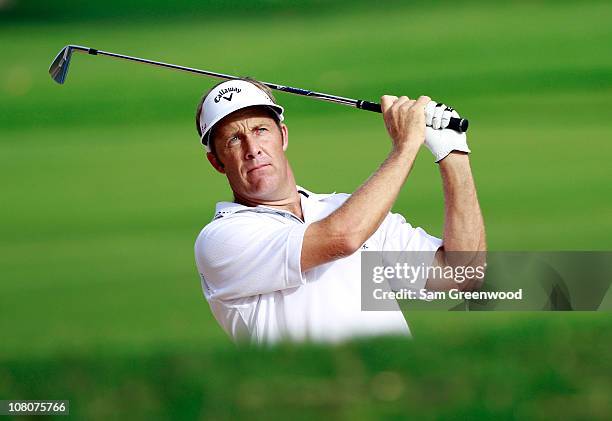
[381, 95, 431, 153]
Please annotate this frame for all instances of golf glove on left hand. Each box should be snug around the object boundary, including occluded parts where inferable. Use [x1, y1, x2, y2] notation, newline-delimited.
[424, 101, 470, 163]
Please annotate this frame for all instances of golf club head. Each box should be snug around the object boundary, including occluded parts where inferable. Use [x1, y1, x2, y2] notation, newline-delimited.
[49, 45, 88, 84]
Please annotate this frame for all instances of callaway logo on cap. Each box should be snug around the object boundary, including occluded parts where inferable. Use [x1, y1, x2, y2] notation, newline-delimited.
[213, 87, 241, 103]
[199, 80, 284, 152]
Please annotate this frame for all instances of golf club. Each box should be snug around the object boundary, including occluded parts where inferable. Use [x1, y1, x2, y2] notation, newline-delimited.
[49, 45, 469, 132]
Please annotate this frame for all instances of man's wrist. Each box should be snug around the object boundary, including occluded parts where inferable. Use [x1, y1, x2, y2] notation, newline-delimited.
[438, 151, 470, 167]
[390, 142, 421, 160]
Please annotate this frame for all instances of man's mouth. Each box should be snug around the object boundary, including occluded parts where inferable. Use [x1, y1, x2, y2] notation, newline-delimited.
[247, 164, 271, 174]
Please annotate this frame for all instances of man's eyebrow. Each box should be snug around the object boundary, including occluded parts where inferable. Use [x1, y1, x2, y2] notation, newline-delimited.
[217, 129, 238, 142]
[220, 119, 272, 138]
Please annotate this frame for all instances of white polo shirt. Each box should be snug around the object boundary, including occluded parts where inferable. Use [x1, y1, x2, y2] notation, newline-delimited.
[194, 187, 442, 344]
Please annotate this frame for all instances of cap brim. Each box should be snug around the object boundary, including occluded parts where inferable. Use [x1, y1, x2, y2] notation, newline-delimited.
[201, 103, 284, 151]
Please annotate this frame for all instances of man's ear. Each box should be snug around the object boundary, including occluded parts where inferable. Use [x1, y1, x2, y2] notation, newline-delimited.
[206, 152, 225, 174]
[280, 123, 289, 151]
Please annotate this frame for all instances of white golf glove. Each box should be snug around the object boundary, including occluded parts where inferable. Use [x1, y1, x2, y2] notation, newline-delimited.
[424, 101, 470, 163]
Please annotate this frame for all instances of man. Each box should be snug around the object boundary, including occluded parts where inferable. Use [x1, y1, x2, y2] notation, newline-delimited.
[194, 78, 486, 344]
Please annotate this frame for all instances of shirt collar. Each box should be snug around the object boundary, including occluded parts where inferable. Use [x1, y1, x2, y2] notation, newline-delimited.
[212, 185, 334, 220]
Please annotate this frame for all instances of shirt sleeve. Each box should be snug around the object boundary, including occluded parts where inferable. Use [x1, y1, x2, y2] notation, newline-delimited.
[378, 212, 443, 292]
[194, 215, 308, 301]
[379, 212, 442, 252]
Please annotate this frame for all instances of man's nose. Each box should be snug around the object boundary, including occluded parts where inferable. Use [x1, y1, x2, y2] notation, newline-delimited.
[243, 135, 262, 159]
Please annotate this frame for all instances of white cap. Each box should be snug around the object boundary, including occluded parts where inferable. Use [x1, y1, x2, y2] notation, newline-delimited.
[198, 80, 284, 152]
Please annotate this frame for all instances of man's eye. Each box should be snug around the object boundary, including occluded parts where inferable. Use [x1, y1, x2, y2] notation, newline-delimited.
[227, 136, 240, 146]
[257, 127, 268, 133]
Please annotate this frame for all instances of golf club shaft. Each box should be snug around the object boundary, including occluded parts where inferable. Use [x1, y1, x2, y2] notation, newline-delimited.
[64, 46, 469, 132]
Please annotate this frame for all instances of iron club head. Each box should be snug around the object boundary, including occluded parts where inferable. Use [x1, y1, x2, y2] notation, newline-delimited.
[48, 46, 73, 84]
[49, 45, 90, 84]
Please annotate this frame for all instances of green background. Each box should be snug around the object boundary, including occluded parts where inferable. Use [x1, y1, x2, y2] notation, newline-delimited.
[1, 0, 611, 419]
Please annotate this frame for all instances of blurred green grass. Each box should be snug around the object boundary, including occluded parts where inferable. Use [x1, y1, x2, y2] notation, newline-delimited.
[1, 0, 611, 417]
[2, 314, 611, 420]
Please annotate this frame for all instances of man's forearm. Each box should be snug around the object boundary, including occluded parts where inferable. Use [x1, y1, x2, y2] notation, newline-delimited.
[439, 152, 485, 252]
[425, 152, 485, 291]
[327, 144, 420, 249]
[301, 145, 419, 271]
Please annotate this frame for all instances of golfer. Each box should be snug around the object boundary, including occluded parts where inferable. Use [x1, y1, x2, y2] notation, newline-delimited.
[194, 78, 485, 344]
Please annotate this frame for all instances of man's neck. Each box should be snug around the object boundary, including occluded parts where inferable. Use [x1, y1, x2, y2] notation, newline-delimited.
[234, 186, 304, 221]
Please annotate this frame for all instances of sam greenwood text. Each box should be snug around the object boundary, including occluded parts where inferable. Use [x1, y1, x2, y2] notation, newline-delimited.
[373, 288, 523, 301]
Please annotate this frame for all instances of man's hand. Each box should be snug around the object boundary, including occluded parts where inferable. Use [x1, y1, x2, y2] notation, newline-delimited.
[424, 101, 471, 163]
[381, 95, 431, 153]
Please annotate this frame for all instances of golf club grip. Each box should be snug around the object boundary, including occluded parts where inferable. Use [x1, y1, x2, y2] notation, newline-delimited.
[357, 100, 469, 133]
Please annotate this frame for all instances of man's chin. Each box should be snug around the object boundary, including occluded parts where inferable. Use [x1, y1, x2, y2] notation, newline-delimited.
[233, 178, 282, 203]
[249, 180, 279, 200]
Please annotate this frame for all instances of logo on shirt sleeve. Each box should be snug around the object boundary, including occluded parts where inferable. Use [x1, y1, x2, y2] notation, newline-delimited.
[200, 273, 214, 296]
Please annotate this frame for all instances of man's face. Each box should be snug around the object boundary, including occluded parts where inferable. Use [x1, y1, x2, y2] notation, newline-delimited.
[207, 106, 290, 202]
